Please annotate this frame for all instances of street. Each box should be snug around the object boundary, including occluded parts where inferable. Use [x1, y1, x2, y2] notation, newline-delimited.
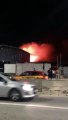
[0, 96, 68, 120]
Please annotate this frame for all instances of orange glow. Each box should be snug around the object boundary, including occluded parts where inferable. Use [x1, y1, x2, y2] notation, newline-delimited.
[20, 42, 55, 62]
[30, 55, 38, 62]
[23, 46, 35, 54]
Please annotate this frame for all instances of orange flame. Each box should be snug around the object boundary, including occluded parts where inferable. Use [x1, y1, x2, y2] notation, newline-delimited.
[30, 55, 38, 62]
[20, 42, 55, 62]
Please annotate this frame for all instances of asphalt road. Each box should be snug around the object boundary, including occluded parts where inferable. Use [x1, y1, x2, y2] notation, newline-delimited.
[0, 96, 68, 120]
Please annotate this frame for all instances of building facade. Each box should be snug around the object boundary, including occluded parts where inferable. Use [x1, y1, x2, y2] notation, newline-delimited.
[0, 45, 30, 71]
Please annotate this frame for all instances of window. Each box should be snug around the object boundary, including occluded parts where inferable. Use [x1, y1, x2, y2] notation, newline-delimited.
[0, 77, 5, 82]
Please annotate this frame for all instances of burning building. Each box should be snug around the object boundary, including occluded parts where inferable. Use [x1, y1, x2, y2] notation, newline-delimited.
[20, 42, 55, 62]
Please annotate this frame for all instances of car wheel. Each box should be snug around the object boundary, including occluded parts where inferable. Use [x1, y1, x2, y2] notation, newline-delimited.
[9, 89, 21, 102]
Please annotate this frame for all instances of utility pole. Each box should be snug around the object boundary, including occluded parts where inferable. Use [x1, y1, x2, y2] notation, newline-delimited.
[60, 53, 61, 67]
[56, 53, 62, 79]
[57, 55, 59, 69]
[56, 55, 59, 79]
[59, 53, 61, 78]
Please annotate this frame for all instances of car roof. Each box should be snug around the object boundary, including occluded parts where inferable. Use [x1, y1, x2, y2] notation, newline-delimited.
[24, 71, 43, 73]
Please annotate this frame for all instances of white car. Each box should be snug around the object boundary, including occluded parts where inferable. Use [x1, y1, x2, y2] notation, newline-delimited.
[0, 73, 37, 101]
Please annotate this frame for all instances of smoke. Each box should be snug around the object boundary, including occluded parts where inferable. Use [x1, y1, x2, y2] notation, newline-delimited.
[19, 42, 55, 62]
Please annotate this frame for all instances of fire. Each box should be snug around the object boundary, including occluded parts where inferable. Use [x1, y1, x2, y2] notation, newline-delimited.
[30, 55, 38, 62]
[23, 46, 35, 54]
[20, 42, 55, 62]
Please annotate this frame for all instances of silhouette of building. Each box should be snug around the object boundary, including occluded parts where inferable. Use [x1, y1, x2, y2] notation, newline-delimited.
[0, 45, 30, 67]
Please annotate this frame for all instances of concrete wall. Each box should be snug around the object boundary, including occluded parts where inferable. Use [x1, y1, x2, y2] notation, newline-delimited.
[3, 63, 68, 78]
[41, 79, 68, 95]
[63, 67, 68, 78]
[4, 64, 16, 73]
[16, 63, 51, 75]
[4, 63, 51, 75]
[22, 78, 68, 96]
[42, 79, 68, 90]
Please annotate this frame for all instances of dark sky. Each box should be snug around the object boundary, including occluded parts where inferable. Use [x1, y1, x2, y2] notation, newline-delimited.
[0, 0, 68, 64]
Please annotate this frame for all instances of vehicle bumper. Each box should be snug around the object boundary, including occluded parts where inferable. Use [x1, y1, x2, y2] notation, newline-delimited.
[22, 88, 38, 98]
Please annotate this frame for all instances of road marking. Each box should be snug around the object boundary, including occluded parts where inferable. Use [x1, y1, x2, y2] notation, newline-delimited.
[0, 102, 68, 110]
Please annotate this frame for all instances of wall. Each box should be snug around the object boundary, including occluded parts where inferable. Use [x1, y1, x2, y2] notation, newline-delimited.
[16, 63, 51, 75]
[21, 78, 68, 96]
[4, 64, 16, 73]
[38, 79, 68, 95]
[63, 67, 68, 78]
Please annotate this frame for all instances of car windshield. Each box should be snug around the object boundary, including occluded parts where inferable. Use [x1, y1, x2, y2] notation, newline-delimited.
[1, 73, 17, 81]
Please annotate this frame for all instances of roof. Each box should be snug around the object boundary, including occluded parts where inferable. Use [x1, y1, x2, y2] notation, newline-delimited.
[0, 44, 30, 55]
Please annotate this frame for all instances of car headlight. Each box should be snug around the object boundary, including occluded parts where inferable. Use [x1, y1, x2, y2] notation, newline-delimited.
[23, 84, 33, 91]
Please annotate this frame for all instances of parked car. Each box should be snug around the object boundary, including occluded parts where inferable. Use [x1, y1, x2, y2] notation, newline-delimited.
[12, 71, 48, 80]
[0, 73, 37, 101]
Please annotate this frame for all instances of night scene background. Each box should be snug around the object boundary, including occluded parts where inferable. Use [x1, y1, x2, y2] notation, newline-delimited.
[0, 0, 68, 65]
